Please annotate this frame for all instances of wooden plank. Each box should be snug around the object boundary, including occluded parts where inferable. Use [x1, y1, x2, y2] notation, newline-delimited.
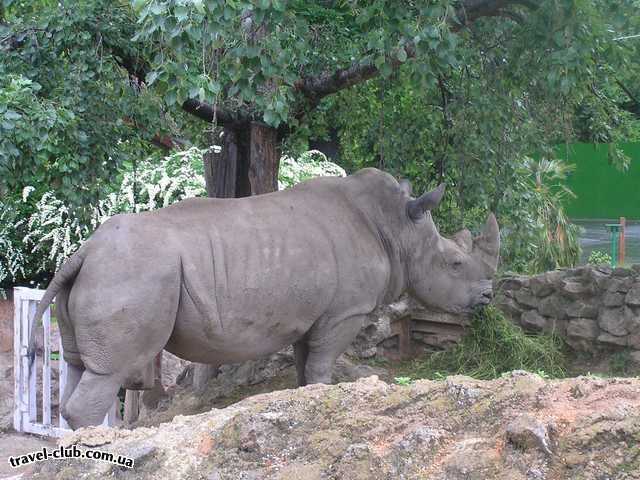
[20, 299, 30, 429]
[411, 321, 465, 335]
[27, 301, 37, 423]
[13, 289, 23, 432]
[123, 390, 140, 424]
[103, 399, 119, 427]
[42, 307, 51, 425]
[58, 335, 69, 430]
[411, 310, 471, 325]
[13, 286, 45, 301]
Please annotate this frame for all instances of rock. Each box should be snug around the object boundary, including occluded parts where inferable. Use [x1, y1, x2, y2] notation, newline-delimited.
[32, 375, 640, 480]
[606, 277, 634, 293]
[494, 295, 525, 320]
[624, 306, 640, 334]
[588, 268, 610, 290]
[597, 332, 628, 347]
[625, 284, 640, 306]
[628, 334, 640, 350]
[349, 307, 392, 359]
[538, 295, 568, 319]
[565, 300, 598, 319]
[559, 279, 592, 299]
[603, 292, 624, 307]
[333, 356, 388, 383]
[520, 310, 547, 331]
[630, 350, 640, 365]
[529, 274, 554, 298]
[514, 289, 539, 309]
[495, 276, 529, 292]
[567, 318, 599, 340]
[506, 414, 555, 455]
[598, 308, 629, 336]
[612, 267, 633, 277]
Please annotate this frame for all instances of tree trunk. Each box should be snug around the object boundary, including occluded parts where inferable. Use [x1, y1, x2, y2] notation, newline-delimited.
[248, 122, 280, 194]
[193, 121, 280, 389]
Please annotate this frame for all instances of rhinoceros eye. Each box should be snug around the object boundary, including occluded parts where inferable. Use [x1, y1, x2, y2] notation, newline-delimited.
[451, 259, 463, 270]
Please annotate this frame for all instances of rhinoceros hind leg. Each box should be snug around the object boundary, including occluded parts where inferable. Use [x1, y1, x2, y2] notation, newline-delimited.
[61, 369, 123, 430]
[304, 315, 365, 385]
[59, 362, 85, 418]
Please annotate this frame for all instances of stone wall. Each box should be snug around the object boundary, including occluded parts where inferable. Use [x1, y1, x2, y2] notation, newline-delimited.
[495, 264, 640, 354]
[348, 295, 471, 361]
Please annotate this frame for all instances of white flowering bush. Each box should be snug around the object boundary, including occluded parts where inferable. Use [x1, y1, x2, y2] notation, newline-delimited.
[0, 203, 26, 297]
[278, 150, 345, 190]
[1, 148, 345, 293]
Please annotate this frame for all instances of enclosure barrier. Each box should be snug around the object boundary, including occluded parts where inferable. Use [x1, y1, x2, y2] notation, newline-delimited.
[13, 287, 118, 438]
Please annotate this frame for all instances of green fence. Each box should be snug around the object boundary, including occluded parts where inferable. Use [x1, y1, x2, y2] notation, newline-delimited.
[559, 142, 640, 219]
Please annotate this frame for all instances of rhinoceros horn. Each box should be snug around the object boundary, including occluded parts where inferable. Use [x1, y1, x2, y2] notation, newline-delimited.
[474, 213, 500, 271]
[407, 183, 445, 221]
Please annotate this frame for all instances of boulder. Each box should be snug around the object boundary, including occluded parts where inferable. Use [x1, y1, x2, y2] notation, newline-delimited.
[494, 295, 525, 321]
[494, 276, 529, 293]
[565, 300, 598, 319]
[625, 284, 640, 307]
[606, 277, 634, 293]
[520, 310, 547, 331]
[567, 318, 599, 340]
[559, 278, 593, 299]
[537, 295, 569, 319]
[566, 318, 599, 352]
[598, 308, 629, 336]
[514, 289, 539, 309]
[597, 332, 628, 347]
[602, 292, 624, 307]
[32, 375, 640, 480]
[528, 274, 554, 298]
[612, 267, 633, 277]
[506, 414, 555, 455]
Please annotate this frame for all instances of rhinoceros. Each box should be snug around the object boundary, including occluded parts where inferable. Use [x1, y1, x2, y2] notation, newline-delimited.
[30, 167, 499, 429]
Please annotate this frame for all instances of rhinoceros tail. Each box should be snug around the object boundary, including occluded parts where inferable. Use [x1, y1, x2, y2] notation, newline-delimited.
[27, 246, 87, 367]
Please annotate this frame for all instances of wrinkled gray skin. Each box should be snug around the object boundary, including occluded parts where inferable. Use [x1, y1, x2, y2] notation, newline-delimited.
[30, 168, 499, 429]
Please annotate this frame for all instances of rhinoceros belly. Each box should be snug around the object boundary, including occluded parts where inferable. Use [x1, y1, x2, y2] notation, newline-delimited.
[165, 220, 338, 364]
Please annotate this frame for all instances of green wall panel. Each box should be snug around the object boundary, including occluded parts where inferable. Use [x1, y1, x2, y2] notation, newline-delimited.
[559, 143, 640, 220]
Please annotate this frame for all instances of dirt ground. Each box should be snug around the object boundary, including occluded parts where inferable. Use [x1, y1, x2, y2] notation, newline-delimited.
[0, 431, 56, 479]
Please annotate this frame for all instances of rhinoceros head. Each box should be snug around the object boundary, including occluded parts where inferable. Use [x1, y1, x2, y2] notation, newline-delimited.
[401, 181, 500, 314]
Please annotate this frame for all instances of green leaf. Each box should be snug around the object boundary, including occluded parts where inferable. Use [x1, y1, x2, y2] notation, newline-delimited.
[175, 6, 189, 22]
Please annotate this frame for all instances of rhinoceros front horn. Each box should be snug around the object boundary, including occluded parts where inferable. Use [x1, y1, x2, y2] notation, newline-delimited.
[407, 183, 445, 221]
[474, 213, 500, 270]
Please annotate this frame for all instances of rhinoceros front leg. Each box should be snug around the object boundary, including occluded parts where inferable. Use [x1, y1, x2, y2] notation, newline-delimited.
[302, 315, 365, 385]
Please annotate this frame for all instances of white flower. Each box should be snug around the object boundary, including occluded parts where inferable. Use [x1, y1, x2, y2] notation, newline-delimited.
[22, 186, 35, 202]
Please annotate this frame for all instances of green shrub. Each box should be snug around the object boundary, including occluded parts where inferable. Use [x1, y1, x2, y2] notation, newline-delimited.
[588, 250, 612, 266]
[397, 305, 567, 380]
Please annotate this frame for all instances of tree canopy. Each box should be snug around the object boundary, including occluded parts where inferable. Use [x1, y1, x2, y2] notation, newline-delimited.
[1, 0, 640, 286]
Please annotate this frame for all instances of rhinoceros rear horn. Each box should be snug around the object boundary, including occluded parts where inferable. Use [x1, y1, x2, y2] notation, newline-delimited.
[474, 213, 500, 270]
[407, 183, 445, 221]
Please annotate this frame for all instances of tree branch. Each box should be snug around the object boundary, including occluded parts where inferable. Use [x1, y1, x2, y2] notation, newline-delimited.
[296, 0, 540, 102]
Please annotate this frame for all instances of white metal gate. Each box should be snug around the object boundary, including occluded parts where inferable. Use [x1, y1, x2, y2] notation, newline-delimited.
[13, 287, 118, 437]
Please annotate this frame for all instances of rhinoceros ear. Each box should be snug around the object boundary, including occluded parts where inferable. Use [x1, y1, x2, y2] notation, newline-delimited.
[399, 179, 412, 197]
[474, 213, 500, 270]
[407, 183, 445, 221]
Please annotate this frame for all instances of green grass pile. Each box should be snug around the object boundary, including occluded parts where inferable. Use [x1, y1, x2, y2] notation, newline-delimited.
[397, 305, 568, 380]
